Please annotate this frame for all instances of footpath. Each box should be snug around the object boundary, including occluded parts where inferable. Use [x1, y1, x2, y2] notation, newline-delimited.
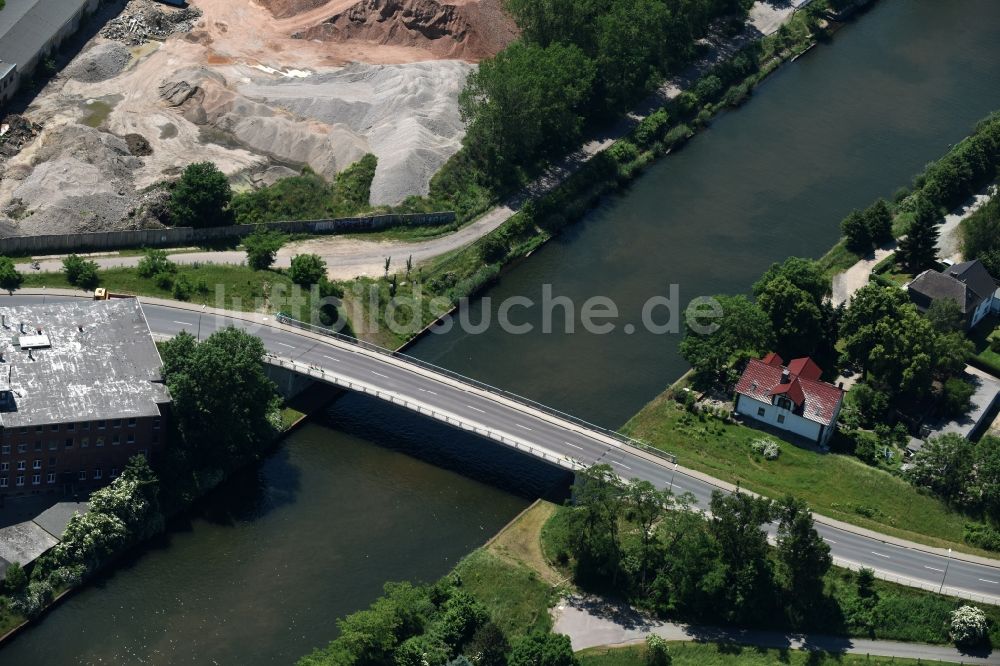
[554, 596, 1000, 663]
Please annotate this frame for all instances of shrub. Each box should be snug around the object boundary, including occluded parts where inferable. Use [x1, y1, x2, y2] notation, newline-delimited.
[634, 109, 669, 146]
[645, 635, 671, 666]
[243, 228, 287, 270]
[62, 254, 100, 289]
[11, 579, 54, 618]
[289, 254, 327, 286]
[750, 438, 780, 460]
[154, 272, 174, 290]
[169, 162, 233, 228]
[964, 523, 1000, 551]
[942, 377, 975, 417]
[0, 255, 23, 292]
[136, 248, 177, 278]
[2, 562, 27, 595]
[950, 605, 988, 647]
[478, 236, 508, 266]
[172, 274, 193, 301]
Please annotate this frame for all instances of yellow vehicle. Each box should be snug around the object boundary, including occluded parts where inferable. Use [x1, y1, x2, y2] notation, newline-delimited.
[93, 288, 107, 300]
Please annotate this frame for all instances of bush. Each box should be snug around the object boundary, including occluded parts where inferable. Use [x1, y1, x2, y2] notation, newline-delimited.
[750, 438, 780, 460]
[942, 377, 975, 417]
[0, 255, 23, 292]
[289, 254, 327, 286]
[136, 249, 177, 278]
[634, 109, 669, 147]
[507, 632, 577, 666]
[2, 562, 27, 595]
[964, 523, 1000, 551]
[11, 579, 54, 619]
[479, 235, 509, 265]
[172, 274, 193, 301]
[62, 254, 100, 289]
[645, 635, 671, 666]
[243, 228, 287, 270]
[950, 605, 989, 647]
[169, 162, 233, 228]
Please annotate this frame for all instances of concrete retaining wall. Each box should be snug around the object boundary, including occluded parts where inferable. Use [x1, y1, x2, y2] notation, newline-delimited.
[0, 212, 456, 256]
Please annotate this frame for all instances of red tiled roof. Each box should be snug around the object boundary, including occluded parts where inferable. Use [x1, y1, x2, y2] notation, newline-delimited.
[762, 352, 784, 367]
[786, 357, 822, 381]
[769, 377, 805, 406]
[734, 356, 843, 426]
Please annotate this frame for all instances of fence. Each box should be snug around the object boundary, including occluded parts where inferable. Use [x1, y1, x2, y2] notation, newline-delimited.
[273, 313, 679, 466]
[0, 211, 456, 255]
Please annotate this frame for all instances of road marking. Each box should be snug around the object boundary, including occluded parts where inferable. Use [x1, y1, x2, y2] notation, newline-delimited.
[371, 371, 389, 379]
[173, 320, 194, 326]
[870, 551, 890, 559]
[924, 566, 944, 573]
[564, 441, 583, 450]
[276, 342, 295, 349]
[515, 423, 533, 431]
[613, 461, 632, 471]
[980, 578, 999, 585]
[466, 405, 486, 414]
[322, 355, 341, 363]
[418, 388, 438, 395]
[824, 539, 837, 544]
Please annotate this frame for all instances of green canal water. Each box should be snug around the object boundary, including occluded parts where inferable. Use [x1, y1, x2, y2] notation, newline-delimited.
[4, 1, 1000, 663]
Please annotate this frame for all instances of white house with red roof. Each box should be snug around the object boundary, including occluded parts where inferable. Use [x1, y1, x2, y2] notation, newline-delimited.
[733, 353, 845, 446]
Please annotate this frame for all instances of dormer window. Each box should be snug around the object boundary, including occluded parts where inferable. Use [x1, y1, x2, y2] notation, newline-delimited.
[776, 396, 793, 411]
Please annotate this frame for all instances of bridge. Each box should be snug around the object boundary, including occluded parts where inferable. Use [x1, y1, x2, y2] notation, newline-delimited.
[7, 292, 1000, 605]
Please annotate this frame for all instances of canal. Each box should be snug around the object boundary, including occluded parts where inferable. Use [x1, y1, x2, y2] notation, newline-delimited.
[5, 1, 1000, 663]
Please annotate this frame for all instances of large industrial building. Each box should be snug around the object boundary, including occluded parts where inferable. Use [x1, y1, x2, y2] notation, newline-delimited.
[0, 0, 100, 105]
[0, 299, 170, 498]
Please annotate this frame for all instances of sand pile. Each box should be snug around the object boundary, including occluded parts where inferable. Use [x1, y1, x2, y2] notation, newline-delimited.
[1, 125, 145, 235]
[66, 42, 132, 83]
[292, 0, 517, 60]
[237, 60, 472, 204]
[259, 0, 334, 20]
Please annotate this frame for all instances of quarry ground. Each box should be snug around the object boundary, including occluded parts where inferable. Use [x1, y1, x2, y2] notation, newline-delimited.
[0, 0, 516, 235]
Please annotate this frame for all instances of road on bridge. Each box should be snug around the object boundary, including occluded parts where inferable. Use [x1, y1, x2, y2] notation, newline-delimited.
[5, 292, 1000, 605]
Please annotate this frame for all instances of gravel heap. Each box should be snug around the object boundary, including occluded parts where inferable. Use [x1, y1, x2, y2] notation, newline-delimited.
[0, 115, 42, 159]
[66, 42, 132, 83]
[102, 0, 203, 46]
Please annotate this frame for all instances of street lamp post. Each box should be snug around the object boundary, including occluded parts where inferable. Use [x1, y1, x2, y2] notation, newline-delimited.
[939, 548, 952, 593]
[669, 462, 678, 494]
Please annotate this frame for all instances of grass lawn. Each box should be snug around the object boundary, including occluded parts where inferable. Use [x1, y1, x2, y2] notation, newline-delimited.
[21, 264, 345, 327]
[969, 314, 1000, 375]
[818, 240, 864, 281]
[0, 604, 26, 639]
[623, 394, 990, 555]
[578, 642, 960, 666]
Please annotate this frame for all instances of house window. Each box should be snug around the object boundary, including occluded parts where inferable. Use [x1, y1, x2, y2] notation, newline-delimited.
[128, 418, 136, 428]
[777, 414, 786, 424]
[96, 438, 104, 448]
[48, 457, 56, 466]
[153, 418, 161, 430]
[47, 472, 56, 484]
[32, 459, 40, 470]
[67, 423, 75, 432]
[113, 419, 122, 429]
[139, 449, 148, 459]
[0, 477, 6, 488]
[777, 397, 793, 411]
[17, 443, 27, 453]
[34, 441, 41, 452]
[81, 438, 89, 448]
[19, 427, 26, 435]
[1, 444, 8, 455]
[757, 407, 766, 417]
[0, 462, 7, 471]
[15, 475, 24, 487]
[65, 438, 73, 448]
[127, 433, 135, 445]
[35, 426, 42, 433]
[110, 467, 119, 478]
[77, 470, 86, 481]
[82, 422, 90, 431]
[31, 474, 40, 485]
[16, 460, 25, 471]
[48, 440, 57, 451]
[112, 435, 120, 446]
[97, 420, 106, 430]
[50, 424, 59, 432]
[93, 468, 102, 480]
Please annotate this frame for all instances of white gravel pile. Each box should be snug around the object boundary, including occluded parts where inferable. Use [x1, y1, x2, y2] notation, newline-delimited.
[67, 42, 132, 83]
[238, 60, 473, 205]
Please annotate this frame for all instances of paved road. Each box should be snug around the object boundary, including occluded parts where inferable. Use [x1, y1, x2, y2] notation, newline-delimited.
[554, 596, 1000, 662]
[5, 292, 1000, 604]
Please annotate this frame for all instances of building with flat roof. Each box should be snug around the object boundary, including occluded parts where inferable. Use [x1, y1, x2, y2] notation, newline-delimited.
[0, 299, 170, 498]
[0, 0, 100, 105]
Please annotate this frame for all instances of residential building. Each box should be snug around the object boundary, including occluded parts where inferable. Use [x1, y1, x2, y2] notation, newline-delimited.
[0, 299, 170, 498]
[0, 0, 100, 105]
[733, 353, 844, 446]
[907, 259, 1000, 330]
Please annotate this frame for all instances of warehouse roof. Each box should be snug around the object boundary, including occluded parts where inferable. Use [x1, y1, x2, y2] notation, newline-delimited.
[0, 0, 92, 70]
[0, 299, 169, 428]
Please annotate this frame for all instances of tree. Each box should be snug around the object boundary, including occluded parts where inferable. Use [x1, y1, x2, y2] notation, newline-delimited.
[62, 254, 100, 289]
[465, 622, 509, 666]
[897, 196, 940, 273]
[863, 198, 894, 244]
[159, 328, 280, 474]
[707, 490, 774, 623]
[243, 228, 287, 270]
[961, 195, 1000, 266]
[645, 635, 671, 666]
[0, 256, 22, 293]
[507, 633, 577, 666]
[679, 294, 774, 386]
[567, 465, 625, 586]
[926, 297, 965, 333]
[2, 562, 27, 594]
[775, 496, 831, 613]
[951, 605, 989, 647]
[942, 377, 975, 417]
[624, 479, 669, 593]
[169, 162, 233, 228]
[289, 253, 327, 286]
[136, 248, 177, 278]
[841, 210, 872, 252]
[755, 276, 825, 359]
[753, 257, 829, 305]
[905, 433, 974, 508]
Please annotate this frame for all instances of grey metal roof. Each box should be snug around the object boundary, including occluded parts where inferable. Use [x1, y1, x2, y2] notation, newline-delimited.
[907, 269, 976, 314]
[0, 299, 169, 428]
[0, 0, 92, 69]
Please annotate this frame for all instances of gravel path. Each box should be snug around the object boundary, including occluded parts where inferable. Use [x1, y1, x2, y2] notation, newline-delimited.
[553, 596, 1000, 663]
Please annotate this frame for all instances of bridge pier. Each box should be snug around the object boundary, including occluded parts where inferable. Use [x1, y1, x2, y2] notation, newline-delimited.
[265, 363, 317, 400]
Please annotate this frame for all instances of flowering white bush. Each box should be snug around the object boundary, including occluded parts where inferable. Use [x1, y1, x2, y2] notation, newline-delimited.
[750, 438, 781, 460]
[11, 580, 54, 618]
[950, 605, 988, 646]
